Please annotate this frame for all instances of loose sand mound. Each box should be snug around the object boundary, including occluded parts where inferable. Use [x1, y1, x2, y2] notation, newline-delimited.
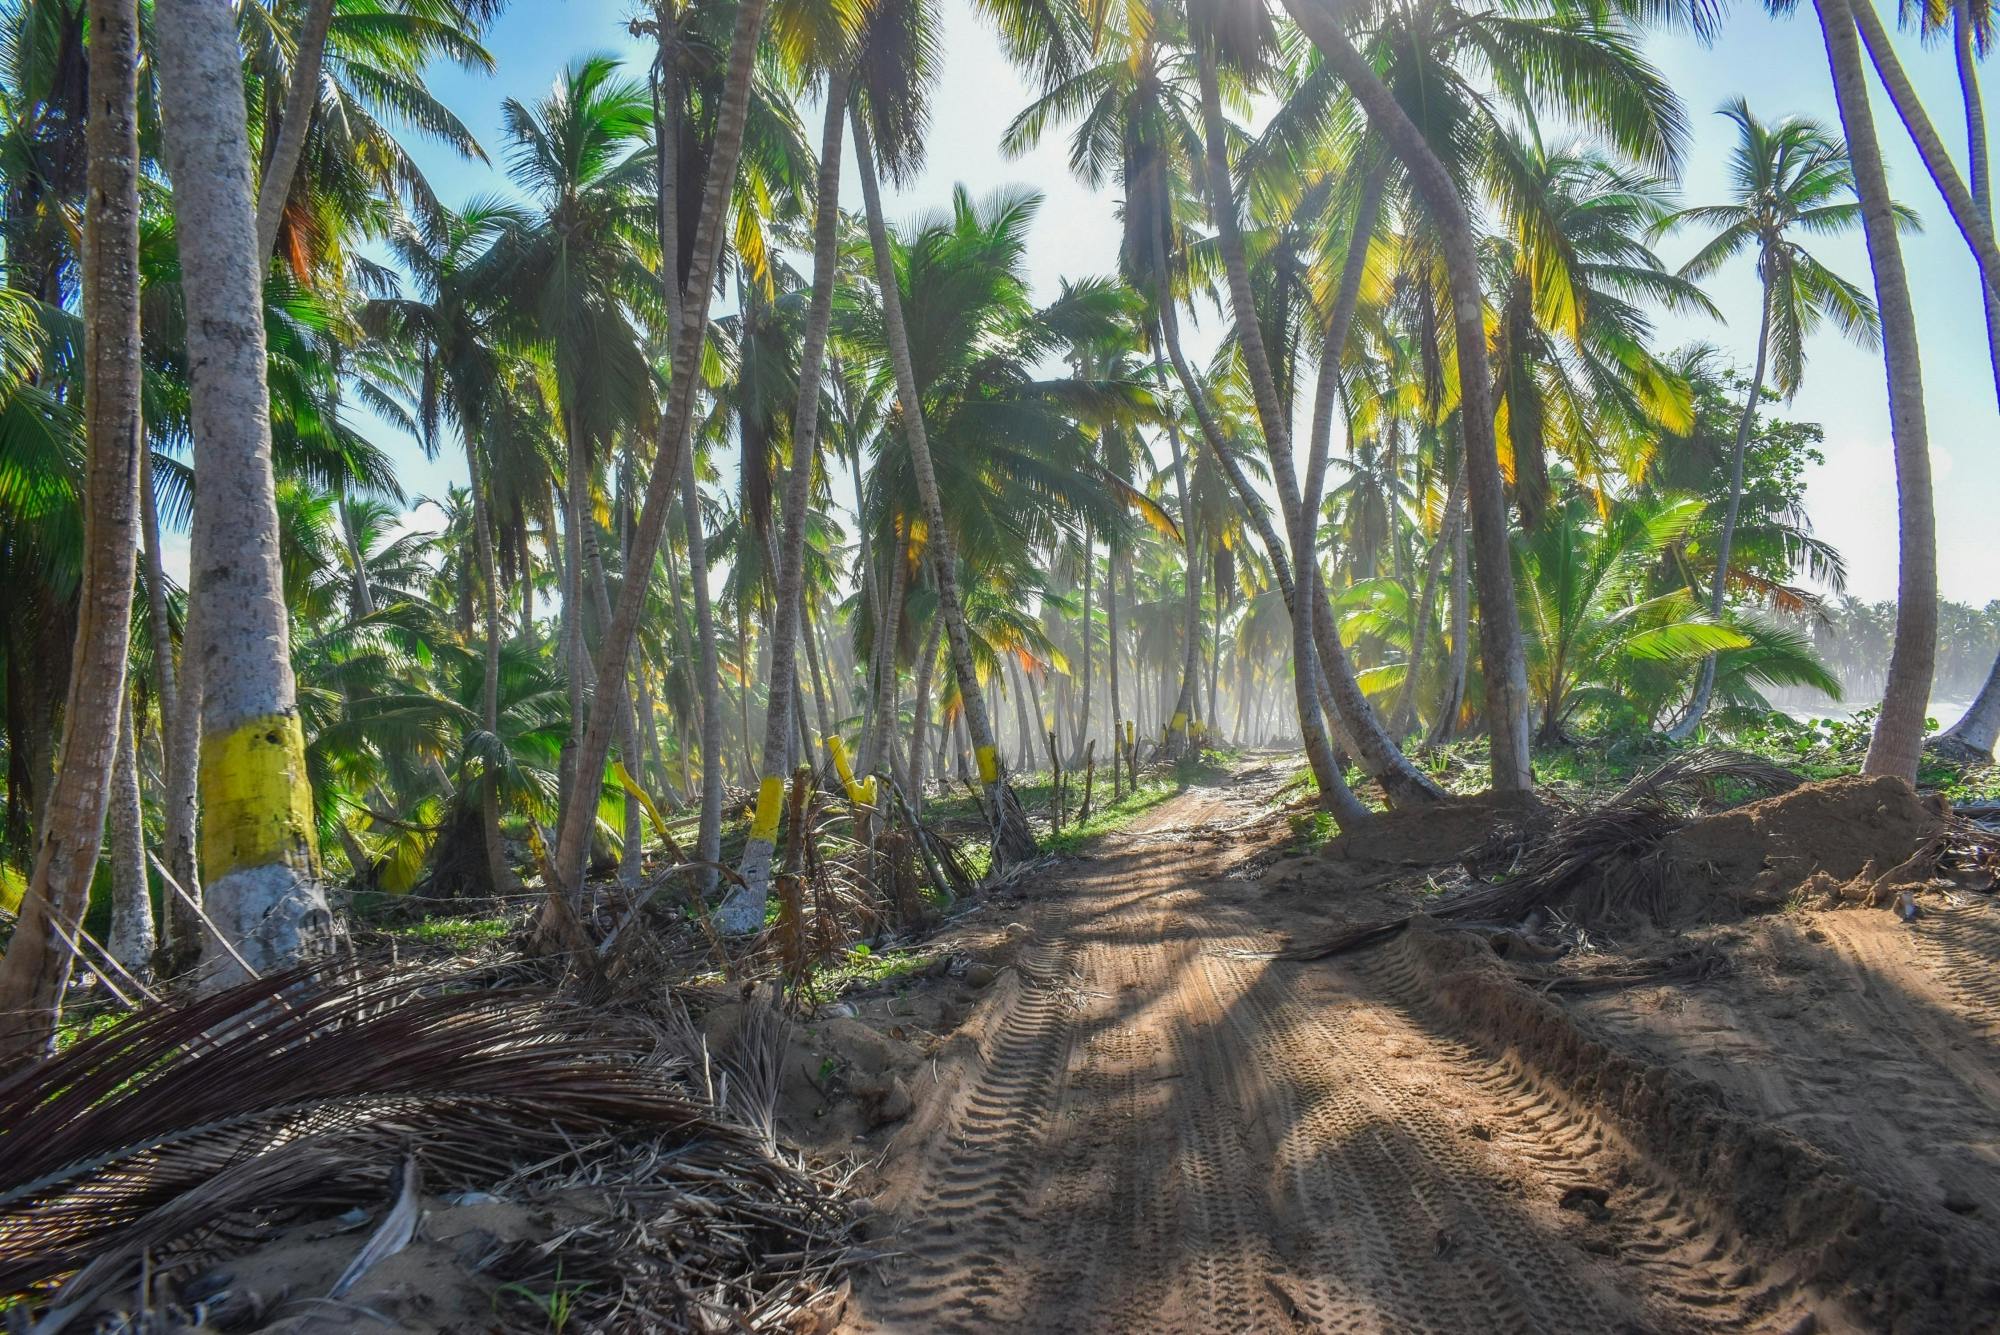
[1664, 773, 1946, 907]
[1324, 790, 1550, 867]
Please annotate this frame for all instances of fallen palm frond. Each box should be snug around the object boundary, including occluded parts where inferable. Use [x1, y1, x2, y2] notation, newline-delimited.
[1281, 751, 1808, 963]
[0, 962, 854, 1330]
[1606, 746, 1803, 812]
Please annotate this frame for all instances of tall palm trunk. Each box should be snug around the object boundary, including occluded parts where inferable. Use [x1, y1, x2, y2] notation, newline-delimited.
[542, 0, 770, 927]
[1285, 0, 1534, 791]
[1940, 0, 2000, 758]
[1147, 332, 1203, 758]
[1075, 528, 1094, 761]
[1430, 507, 1471, 744]
[723, 71, 851, 931]
[1107, 544, 1123, 797]
[254, 0, 336, 264]
[468, 443, 512, 894]
[910, 616, 942, 819]
[108, 691, 155, 978]
[1817, 0, 1938, 782]
[1395, 462, 1462, 737]
[0, 0, 145, 1058]
[141, 453, 200, 965]
[157, 0, 328, 985]
[1671, 269, 1775, 741]
[861, 520, 909, 776]
[852, 106, 1035, 864]
[684, 453, 724, 886]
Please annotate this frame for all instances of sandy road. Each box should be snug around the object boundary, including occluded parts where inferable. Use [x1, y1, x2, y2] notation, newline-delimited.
[845, 764, 1836, 1334]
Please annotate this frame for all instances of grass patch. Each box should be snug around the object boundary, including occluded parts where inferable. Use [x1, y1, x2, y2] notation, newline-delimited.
[1045, 778, 1181, 854]
[384, 915, 510, 950]
[812, 941, 938, 997]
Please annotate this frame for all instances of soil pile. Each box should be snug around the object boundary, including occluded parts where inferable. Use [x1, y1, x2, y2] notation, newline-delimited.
[1664, 773, 1946, 909]
[1324, 790, 1550, 868]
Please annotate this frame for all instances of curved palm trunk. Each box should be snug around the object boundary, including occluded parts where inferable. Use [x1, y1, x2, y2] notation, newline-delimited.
[1817, 0, 1938, 782]
[723, 72, 850, 931]
[254, 0, 335, 265]
[1670, 270, 1774, 741]
[0, 0, 146, 1037]
[1940, 2, 2000, 758]
[852, 106, 1035, 865]
[1850, 0, 2000, 296]
[108, 691, 155, 978]
[160, 0, 329, 986]
[541, 0, 769, 932]
[1284, 0, 1534, 792]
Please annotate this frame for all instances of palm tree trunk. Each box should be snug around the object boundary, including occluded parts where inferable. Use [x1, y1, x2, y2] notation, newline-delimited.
[542, 0, 769, 927]
[141, 453, 201, 965]
[852, 106, 1035, 864]
[158, 0, 327, 986]
[1817, 0, 1938, 783]
[254, 0, 335, 265]
[1850, 0, 2000, 296]
[723, 72, 851, 930]
[1284, 0, 1534, 791]
[863, 521, 909, 776]
[1430, 507, 1471, 744]
[683, 451, 724, 888]
[1107, 544, 1123, 797]
[1957, 0, 2000, 411]
[1671, 270, 1775, 741]
[910, 616, 942, 821]
[1076, 529, 1094, 761]
[108, 690, 154, 979]
[1395, 462, 1462, 737]
[468, 443, 512, 895]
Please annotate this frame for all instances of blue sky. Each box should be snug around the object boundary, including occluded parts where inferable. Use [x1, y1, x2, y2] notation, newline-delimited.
[361, 0, 1999, 607]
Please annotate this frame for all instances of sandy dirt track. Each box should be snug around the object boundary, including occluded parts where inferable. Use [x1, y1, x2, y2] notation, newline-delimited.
[840, 762, 1963, 1333]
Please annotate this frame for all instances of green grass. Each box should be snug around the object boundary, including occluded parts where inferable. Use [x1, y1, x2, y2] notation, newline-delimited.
[383, 915, 510, 950]
[812, 941, 939, 997]
[1044, 778, 1181, 854]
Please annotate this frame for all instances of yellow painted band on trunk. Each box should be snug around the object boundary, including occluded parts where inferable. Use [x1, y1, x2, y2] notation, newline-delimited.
[976, 744, 999, 785]
[827, 735, 856, 787]
[1124, 720, 1135, 745]
[610, 760, 671, 840]
[859, 776, 878, 807]
[750, 774, 785, 842]
[1171, 711, 1188, 731]
[198, 712, 318, 882]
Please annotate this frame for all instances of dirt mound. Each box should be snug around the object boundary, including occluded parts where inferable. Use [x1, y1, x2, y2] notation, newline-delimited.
[1664, 774, 1946, 908]
[1325, 790, 1550, 868]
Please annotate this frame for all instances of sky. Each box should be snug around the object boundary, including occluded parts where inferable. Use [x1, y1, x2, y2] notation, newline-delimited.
[348, 0, 2000, 608]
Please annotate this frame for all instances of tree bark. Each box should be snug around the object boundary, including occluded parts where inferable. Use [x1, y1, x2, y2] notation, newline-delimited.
[723, 70, 850, 931]
[1816, 0, 1938, 782]
[1394, 462, 1460, 736]
[852, 106, 1035, 864]
[108, 690, 155, 978]
[158, 0, 330, 985]
[683, 451, 724, 887]
[255, 0, 336, 265]
[1283, 0, 1534, 791]
[0, 0, 146, 1061]
[140, 453, 201, 964]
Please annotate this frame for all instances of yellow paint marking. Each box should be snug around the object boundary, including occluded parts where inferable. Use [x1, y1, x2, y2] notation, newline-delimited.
[198, 712, 318, 882]
[750, 774, 785, 842]
[977, 744, 1000, 785]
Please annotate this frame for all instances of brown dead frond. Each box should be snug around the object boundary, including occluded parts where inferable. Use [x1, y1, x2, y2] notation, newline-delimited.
[1607, 747, 1803, 813]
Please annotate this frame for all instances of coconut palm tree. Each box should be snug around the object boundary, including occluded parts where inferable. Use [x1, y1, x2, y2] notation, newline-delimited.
[154, 0, 328, 985]
[0, 0, 144, 1059]
[1658, 100, 1881, 738]
[1811, 0, 1937, 783]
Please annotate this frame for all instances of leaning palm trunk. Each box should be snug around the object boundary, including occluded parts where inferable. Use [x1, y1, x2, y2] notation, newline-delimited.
[1850, 0, 2000, 296]
[722, 72, 850, 932]
[1956, 0, 2000, 410]
[157, 0, 328, 985]
[1670, 270, 1774, 741]
[253, 0, 335, 264]
[540, 0, 770, 934]
[852, 106, 1035, 865]
[1817, 0, 1938, 782]
[1285, 0, 1534, 792]
[0, 0, 146, 1063]
[108, 692, 155, 979]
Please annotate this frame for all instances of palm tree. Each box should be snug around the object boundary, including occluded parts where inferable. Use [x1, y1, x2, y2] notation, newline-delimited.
[0, 0, 144, 1058]
[543, 0, 770, 927]
[1813, 0, 1937, 783]
[1658, 101, 1880, 738]
[155, 0, 329, 984]
[849, 0, 1037, 864]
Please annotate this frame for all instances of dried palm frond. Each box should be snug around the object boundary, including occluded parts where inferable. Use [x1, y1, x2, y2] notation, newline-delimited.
[1607, 747, 1802, 813]
[0, 962, 854, 1329]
